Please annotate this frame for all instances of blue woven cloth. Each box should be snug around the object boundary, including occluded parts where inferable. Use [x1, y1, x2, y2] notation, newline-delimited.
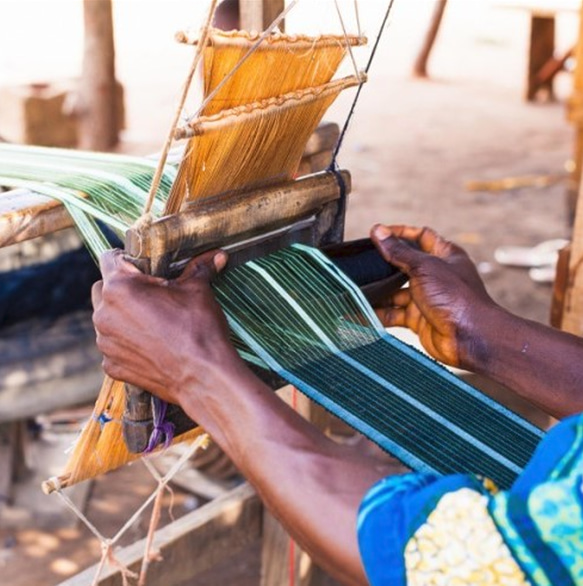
[357, 414, 583, 585]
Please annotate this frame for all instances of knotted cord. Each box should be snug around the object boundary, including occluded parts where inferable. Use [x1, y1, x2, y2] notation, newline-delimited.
[44, 434, 209, 586]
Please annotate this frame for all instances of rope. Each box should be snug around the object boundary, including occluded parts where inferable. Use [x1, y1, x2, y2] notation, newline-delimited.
[329, 0, 397, 176]
[354, 0, 362, 37]
[334, 0, 361, 82]
[48, 433, 209, 585]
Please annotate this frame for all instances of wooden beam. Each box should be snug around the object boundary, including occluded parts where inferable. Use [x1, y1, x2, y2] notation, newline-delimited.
[0, 122, 341, 248]
[303, 122, 339, 157]
[58, 482, 261, 586]
[125, 170, 351, 275]
[0, 188, 73, 247]
[239, 0, 285, 31]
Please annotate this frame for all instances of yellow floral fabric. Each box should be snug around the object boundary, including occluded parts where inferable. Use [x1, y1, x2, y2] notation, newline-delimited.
[404, 488, 530, 586]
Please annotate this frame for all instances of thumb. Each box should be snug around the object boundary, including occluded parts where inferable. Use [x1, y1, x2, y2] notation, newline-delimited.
[371, 224, 422, 274]
[99, 249, 142, 280]
[177, 249, 228, 283]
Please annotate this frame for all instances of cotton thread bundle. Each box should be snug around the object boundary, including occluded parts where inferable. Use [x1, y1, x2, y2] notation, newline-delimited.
[175, 30, 366, 116]
[167, 75, 361, 210]
[198, 31, 366, 115]
[163, 30, 366, 211]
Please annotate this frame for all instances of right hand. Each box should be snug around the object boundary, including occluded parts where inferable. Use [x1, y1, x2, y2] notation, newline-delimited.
[92, 248, 243, 406]
[370, 224, 499, 370]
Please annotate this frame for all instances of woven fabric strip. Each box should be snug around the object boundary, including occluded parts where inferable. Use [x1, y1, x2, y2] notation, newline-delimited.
[214, 244, 545, 488]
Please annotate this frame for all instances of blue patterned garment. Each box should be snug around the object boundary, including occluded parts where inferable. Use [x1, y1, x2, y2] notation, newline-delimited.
[357, 414, 583, 586]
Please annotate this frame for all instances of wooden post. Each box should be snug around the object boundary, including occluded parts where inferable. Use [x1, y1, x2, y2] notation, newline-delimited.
[566, 2, 583, 222]
[239, 0, 285, 32]
[412, 0, 448, 79]
[78, 0, 120, 150]
[561, 2, 583, 333]
[526, 14, 556, 101]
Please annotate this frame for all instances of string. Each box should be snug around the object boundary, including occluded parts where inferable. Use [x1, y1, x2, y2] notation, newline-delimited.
[334, 0, 361, 81]
[212, 245, 544, 488]
[354, 0, 362, 37]
[47, 434, 208, 584]
[329, 0, 397, 174]
[142, 0, 219, 215]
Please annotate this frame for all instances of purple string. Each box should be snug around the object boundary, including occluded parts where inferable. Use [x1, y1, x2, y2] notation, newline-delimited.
[145, 396, 175, 453]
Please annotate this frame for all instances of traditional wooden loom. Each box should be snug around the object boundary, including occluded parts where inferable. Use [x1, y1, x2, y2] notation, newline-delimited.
[0, 2, 384, 583]
[0, 1, 547, 584]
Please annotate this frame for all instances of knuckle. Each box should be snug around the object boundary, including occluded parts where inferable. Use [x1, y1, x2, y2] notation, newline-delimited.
[102, 359, 123, 381]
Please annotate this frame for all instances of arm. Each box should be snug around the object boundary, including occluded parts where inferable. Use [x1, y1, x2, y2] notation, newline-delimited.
[370, 224, 583, 419]
[92, 249, 406, 586]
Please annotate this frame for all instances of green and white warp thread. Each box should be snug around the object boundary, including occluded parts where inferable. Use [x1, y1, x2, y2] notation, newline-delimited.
[0, 143, 176, 258]
[213, 245, 545, 488]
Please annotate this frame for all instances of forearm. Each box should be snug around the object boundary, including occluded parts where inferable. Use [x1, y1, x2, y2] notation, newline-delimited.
[465, 305, 583, 419]
[178, 358, 401, 585]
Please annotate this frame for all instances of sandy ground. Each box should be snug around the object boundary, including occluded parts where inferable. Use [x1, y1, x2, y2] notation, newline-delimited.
[0, 0, 580, 584]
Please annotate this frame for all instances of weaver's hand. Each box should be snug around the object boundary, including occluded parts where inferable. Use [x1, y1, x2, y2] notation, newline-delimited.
[92, 249, 243, 404]
[370, 224, 499, 370]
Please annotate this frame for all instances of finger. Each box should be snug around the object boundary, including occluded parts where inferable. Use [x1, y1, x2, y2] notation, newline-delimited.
[406, 304, 423, 334]
[370, 225, 425, 273]
[177, 249, 229, 283]
[91, 281, 103, 310]
[389, 288, 411, 308]
[373, 224, 454, 258]
[394, 225, 456, 260]
[373, 287, 410, 311]
[99, 249, 142, 280]
[375, 307, 407, 328]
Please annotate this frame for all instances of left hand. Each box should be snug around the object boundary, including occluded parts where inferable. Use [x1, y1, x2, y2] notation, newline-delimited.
[92, 248, 242, 405]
